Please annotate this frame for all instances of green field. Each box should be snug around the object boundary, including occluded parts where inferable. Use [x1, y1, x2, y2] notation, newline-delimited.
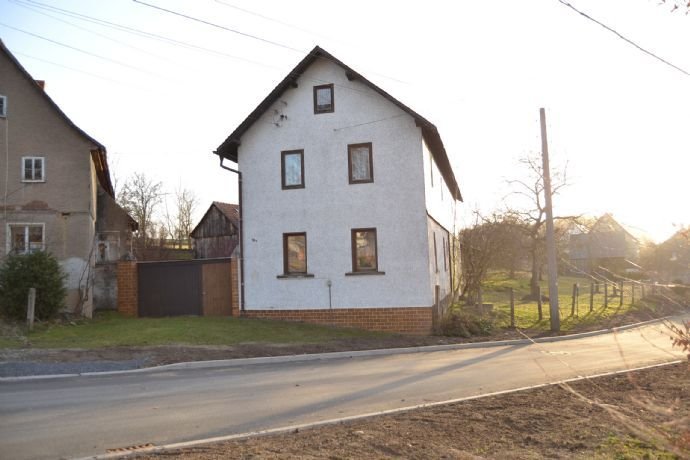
[473, 271, 661, 332]
[0, 312, 386, 349]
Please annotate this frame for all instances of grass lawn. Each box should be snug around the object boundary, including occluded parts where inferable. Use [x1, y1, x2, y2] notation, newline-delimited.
[476, 271, 668, 332]
[0, 312, 387, 349]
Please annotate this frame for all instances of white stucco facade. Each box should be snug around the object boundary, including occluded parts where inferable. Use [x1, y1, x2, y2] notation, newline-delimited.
[231, 55, 460, 312]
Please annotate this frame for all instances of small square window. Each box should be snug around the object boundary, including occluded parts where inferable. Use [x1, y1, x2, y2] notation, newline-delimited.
[283, 232, 307, 274]
[0, 95, 6, 117]
[281, 150, 304, 189]
[8, 224, 44, 254]
[351, 228, 378, 272]
[348, 143, 373, 184]
[313, 84, 334, 114]
[22, 157, 45, 182]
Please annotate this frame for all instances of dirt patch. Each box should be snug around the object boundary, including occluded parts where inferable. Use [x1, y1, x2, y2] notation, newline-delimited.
[132, 362, 690, 459]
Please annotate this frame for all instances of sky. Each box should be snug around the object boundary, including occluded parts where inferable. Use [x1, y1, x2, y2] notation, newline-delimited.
[1, 0, 688, 242]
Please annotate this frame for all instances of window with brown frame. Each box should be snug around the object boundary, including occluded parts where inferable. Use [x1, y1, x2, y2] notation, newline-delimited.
[348, 143, 373, 184]
[281, 150, 304, 189]
[351, 228, 378, 272]
[283, 233, 307, 274]
[313, 84, 334, 114]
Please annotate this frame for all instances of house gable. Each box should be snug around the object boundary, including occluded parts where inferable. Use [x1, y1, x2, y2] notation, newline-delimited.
[214, 46, 462, 202]
[0, 39, 114, 197]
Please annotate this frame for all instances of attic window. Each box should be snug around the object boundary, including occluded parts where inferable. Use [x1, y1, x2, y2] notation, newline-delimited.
[0, 95, 6, 117]
[313, 84, 334, 114]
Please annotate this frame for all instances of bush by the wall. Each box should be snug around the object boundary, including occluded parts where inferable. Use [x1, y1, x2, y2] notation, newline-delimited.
[0, 251, 66, 321]
[440, 310, 495, 337]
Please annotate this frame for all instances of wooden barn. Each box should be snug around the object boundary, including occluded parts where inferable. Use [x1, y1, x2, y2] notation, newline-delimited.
[191, 202, 240, 259]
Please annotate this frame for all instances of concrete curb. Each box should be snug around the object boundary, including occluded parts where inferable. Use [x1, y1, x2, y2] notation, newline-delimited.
[1, 314, 684, 383]
[72, 359, 684, 460]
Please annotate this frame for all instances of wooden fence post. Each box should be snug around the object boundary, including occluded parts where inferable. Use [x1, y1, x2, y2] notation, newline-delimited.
[27, 287, 36, 332]
[510, 288, 515, 327]
[571, 283, 577, 317]
[477, 287, 483, 310]
[619, 281, 624, 307]
[537, 286, 543, 321]
[590, 282, 594, 312]
[604, 283, 609, 308]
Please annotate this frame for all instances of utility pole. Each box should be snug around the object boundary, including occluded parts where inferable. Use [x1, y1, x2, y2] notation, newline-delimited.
[540, 108, 560, 332]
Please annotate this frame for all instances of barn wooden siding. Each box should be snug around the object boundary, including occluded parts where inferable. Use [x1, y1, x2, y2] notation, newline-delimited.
[191, 206, 238, 259]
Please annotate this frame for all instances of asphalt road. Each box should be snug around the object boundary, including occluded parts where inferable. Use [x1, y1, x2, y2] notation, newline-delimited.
[0, 318, 685, 460]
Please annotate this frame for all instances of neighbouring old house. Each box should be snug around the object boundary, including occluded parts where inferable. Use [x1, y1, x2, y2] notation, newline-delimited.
[569, 213, 641, 276]
[214, 46, 462, 334]
[0, 40, 136, 316]
[191, 201, 240, 259]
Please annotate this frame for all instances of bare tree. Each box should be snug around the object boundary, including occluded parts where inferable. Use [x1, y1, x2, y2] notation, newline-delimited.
[174, 187, 197, 248]
[459, 212, 519, 303]
[117, 172, 163, 247]
[161, 186, 198, 248]
[505, 155, 576, 299]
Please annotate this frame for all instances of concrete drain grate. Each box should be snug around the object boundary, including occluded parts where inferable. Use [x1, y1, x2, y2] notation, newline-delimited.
[106, 443, 155, 453]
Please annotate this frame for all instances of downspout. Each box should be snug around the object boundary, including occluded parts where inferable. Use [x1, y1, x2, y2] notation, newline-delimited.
[217, 155, 245, 313]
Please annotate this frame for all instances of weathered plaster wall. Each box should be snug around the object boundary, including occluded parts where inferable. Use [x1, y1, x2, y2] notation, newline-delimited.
[0, 48, 100, 315]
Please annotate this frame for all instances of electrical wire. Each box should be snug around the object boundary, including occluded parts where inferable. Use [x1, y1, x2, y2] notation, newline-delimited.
[556, 0, 690, 78]
[132, 0, 303, 53]
[212, 0, 344, 47]
[8, 0, 175, 65]
[0, 22, 169, 79]
[12, 0, 278, 70]
[13, 51, 153, 90]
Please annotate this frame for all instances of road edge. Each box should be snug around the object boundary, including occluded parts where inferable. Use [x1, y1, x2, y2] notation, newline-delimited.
[72, 359, 684, 460]
[1, 314, 684, 382]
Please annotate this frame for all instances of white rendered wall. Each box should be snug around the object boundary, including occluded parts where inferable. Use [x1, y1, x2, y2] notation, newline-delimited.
[421, 138, 457, 300]
[238, 59, 433, 310]
[427, 217, 452, 302]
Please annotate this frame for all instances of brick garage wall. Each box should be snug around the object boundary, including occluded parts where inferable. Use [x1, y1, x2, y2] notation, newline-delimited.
[117, 261, 138, 317]
[230, 258, 240, 317]
[243, 307, 433, 335]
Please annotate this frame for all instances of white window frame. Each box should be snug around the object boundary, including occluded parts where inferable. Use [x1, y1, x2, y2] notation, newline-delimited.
[21, 156, 46, 182]
[0, 95, 6, 117]
[6, 223, 45, 254]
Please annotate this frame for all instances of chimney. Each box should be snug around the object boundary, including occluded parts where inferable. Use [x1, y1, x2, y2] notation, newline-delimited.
[35, 80, 45, 90]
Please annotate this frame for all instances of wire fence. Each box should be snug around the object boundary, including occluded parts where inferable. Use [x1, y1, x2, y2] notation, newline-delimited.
[457, 266, 689, 330]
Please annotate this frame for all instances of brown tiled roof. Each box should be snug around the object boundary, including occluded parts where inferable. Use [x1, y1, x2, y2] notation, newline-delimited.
[213, 201, 240, 227]
[190, 201, 240, 238]
[214, 46, 462, 201]
[0, 39, 115, 197]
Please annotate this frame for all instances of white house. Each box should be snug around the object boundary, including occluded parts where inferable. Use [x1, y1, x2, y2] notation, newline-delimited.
[214, 47, 462, 334]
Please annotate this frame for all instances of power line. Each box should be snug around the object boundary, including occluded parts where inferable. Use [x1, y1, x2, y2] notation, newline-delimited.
[0, 22, 169, 79]
[13, 0, 278, 70]
[12, 51, 158, 92]
[556, 0, 690, 78]
[133, 0, 410, 85]
[8, 0, 175, 65]
[212, 0, 339, 44]
[132, 0, 303, 53]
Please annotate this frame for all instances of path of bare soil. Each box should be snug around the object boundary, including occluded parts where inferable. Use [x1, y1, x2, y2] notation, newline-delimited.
[133, 362, 690, 460]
